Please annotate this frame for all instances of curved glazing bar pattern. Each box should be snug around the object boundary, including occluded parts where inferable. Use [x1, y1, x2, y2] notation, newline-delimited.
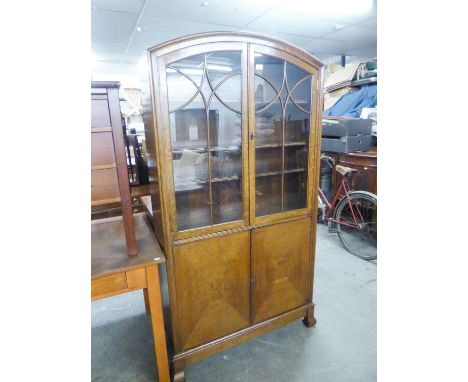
[166, 51, 243, 230]
[254, 54, 313, 216]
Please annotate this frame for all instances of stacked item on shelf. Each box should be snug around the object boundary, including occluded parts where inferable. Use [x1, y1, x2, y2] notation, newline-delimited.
[321, 117, 372, 154]
[324, 60, 377, 92]
[360, 106, 377, 145]
[324, 86, 359, 110]
[323, 59, 377, 113]
[356, 60, 377, 81]
[324, 62, 361, 93]
[322, 59, 377, 152]
[323, 84, 376, 118]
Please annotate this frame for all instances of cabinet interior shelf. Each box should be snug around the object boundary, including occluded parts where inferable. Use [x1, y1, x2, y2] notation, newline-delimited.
[174, 167, 306, 190]
[175, 175, 240, 191]
[197, 175, 240, 184]
[172, 142, 307, 154]
[256, 141, 307, 149]
[256, 168, 305, 178]
[173, 146, 241, 154]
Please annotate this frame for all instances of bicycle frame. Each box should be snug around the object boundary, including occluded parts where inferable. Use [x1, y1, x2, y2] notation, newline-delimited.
[319, 178, 365, 229]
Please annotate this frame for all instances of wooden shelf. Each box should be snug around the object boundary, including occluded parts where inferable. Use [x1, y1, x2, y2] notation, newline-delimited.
[172, 145, 241, 154]
[175, 174, 241, 189]
[211, 175, 240, 183]
[256, 168, 305, 178]
[350, 77, 377, 87]
[256, 141, 307, 149]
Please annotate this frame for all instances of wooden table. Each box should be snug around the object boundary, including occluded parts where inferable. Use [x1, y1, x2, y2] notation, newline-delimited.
[92, 213, 170, 382]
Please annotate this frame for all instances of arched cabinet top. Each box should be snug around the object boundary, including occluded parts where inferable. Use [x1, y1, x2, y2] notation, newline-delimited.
[147, 32, 324, 70]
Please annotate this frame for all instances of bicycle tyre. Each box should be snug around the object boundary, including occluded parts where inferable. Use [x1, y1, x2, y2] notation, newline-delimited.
[334, 191, 377, 260]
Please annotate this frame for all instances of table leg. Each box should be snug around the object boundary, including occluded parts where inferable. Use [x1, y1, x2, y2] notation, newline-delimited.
[146, 264, 171, 382]
[143, 288, 150, 315]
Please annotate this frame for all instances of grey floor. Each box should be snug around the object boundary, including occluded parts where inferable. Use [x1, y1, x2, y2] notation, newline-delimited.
[92, 223, 376, 382]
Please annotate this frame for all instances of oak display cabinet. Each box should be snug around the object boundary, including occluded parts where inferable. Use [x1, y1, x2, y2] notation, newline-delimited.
[143, 32, 324, 381]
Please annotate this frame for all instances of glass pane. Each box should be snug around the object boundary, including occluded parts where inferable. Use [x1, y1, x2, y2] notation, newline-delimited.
[210, 97, 243, 224]
[167, 51, 243, 231]
[284, 172, 307, 210]
[206, 51, 241, 88]
[256, 175, 282, 216]
[255, 55, 284, 93]
[167, 54, 204, 112]
[254, 53, 313, 217]
[283, 68, 311, 212]
[255, 101, 282, 216]
[170, 95, 211, 230]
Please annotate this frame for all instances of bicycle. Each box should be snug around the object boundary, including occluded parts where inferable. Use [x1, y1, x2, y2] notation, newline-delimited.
[318, 154, 377, 260]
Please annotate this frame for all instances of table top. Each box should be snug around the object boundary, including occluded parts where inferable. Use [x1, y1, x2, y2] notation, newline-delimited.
[91, 212, 165, 278]
[346, 146, 377, 158]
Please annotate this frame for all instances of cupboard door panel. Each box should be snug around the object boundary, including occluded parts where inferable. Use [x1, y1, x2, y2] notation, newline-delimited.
[251, 218, 311, 323]
[173, 231, 250, 351]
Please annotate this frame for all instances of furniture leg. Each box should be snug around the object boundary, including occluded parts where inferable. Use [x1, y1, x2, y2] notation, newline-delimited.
[302, 304, 317, 328]
[143, 288, 150, 315]
[146, 264, 171, 382]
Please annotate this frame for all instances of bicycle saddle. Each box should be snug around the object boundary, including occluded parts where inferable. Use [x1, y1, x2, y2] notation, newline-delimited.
[335, 164, 359, 176]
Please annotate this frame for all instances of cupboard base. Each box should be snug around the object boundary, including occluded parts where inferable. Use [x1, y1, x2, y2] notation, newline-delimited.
[172, 303, 315, 377]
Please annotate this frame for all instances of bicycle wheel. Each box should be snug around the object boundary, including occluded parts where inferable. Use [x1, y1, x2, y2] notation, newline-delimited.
[334, 191, 377, 260]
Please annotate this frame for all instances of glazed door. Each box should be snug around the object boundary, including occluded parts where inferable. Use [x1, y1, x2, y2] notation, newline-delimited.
[155, 43, 249, 239]
[154, 42, 320, 237]
[248, 45, 320, 225]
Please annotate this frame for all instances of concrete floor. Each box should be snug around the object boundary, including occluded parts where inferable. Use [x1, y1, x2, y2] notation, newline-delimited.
[92, 223, 376, 382]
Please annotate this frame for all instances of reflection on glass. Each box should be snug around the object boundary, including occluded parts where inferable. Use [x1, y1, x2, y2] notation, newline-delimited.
[210, 95, 243, 224]
[166, 51, 243, 231]
[256, 175, 282, 216]
[284, 172, 307, 210]
[254, 53, 313, 216]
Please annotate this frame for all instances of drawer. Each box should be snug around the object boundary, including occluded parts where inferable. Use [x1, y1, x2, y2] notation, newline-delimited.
[91, 98, 111, 128]
[92, 272, 127, 299]
[91, 131, 115, 166]
[91, 168, 120, 204]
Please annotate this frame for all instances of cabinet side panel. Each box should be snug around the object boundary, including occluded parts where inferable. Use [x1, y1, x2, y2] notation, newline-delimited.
[142, 70, 165, 250]
[251, 217, 311, 323]
[173, 231, 250, 351]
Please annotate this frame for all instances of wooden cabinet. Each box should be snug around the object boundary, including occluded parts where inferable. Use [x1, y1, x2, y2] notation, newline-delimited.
[323, 147, 377, 196]
[91, 81, 137, 255]
[143, 32, 324, 381]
